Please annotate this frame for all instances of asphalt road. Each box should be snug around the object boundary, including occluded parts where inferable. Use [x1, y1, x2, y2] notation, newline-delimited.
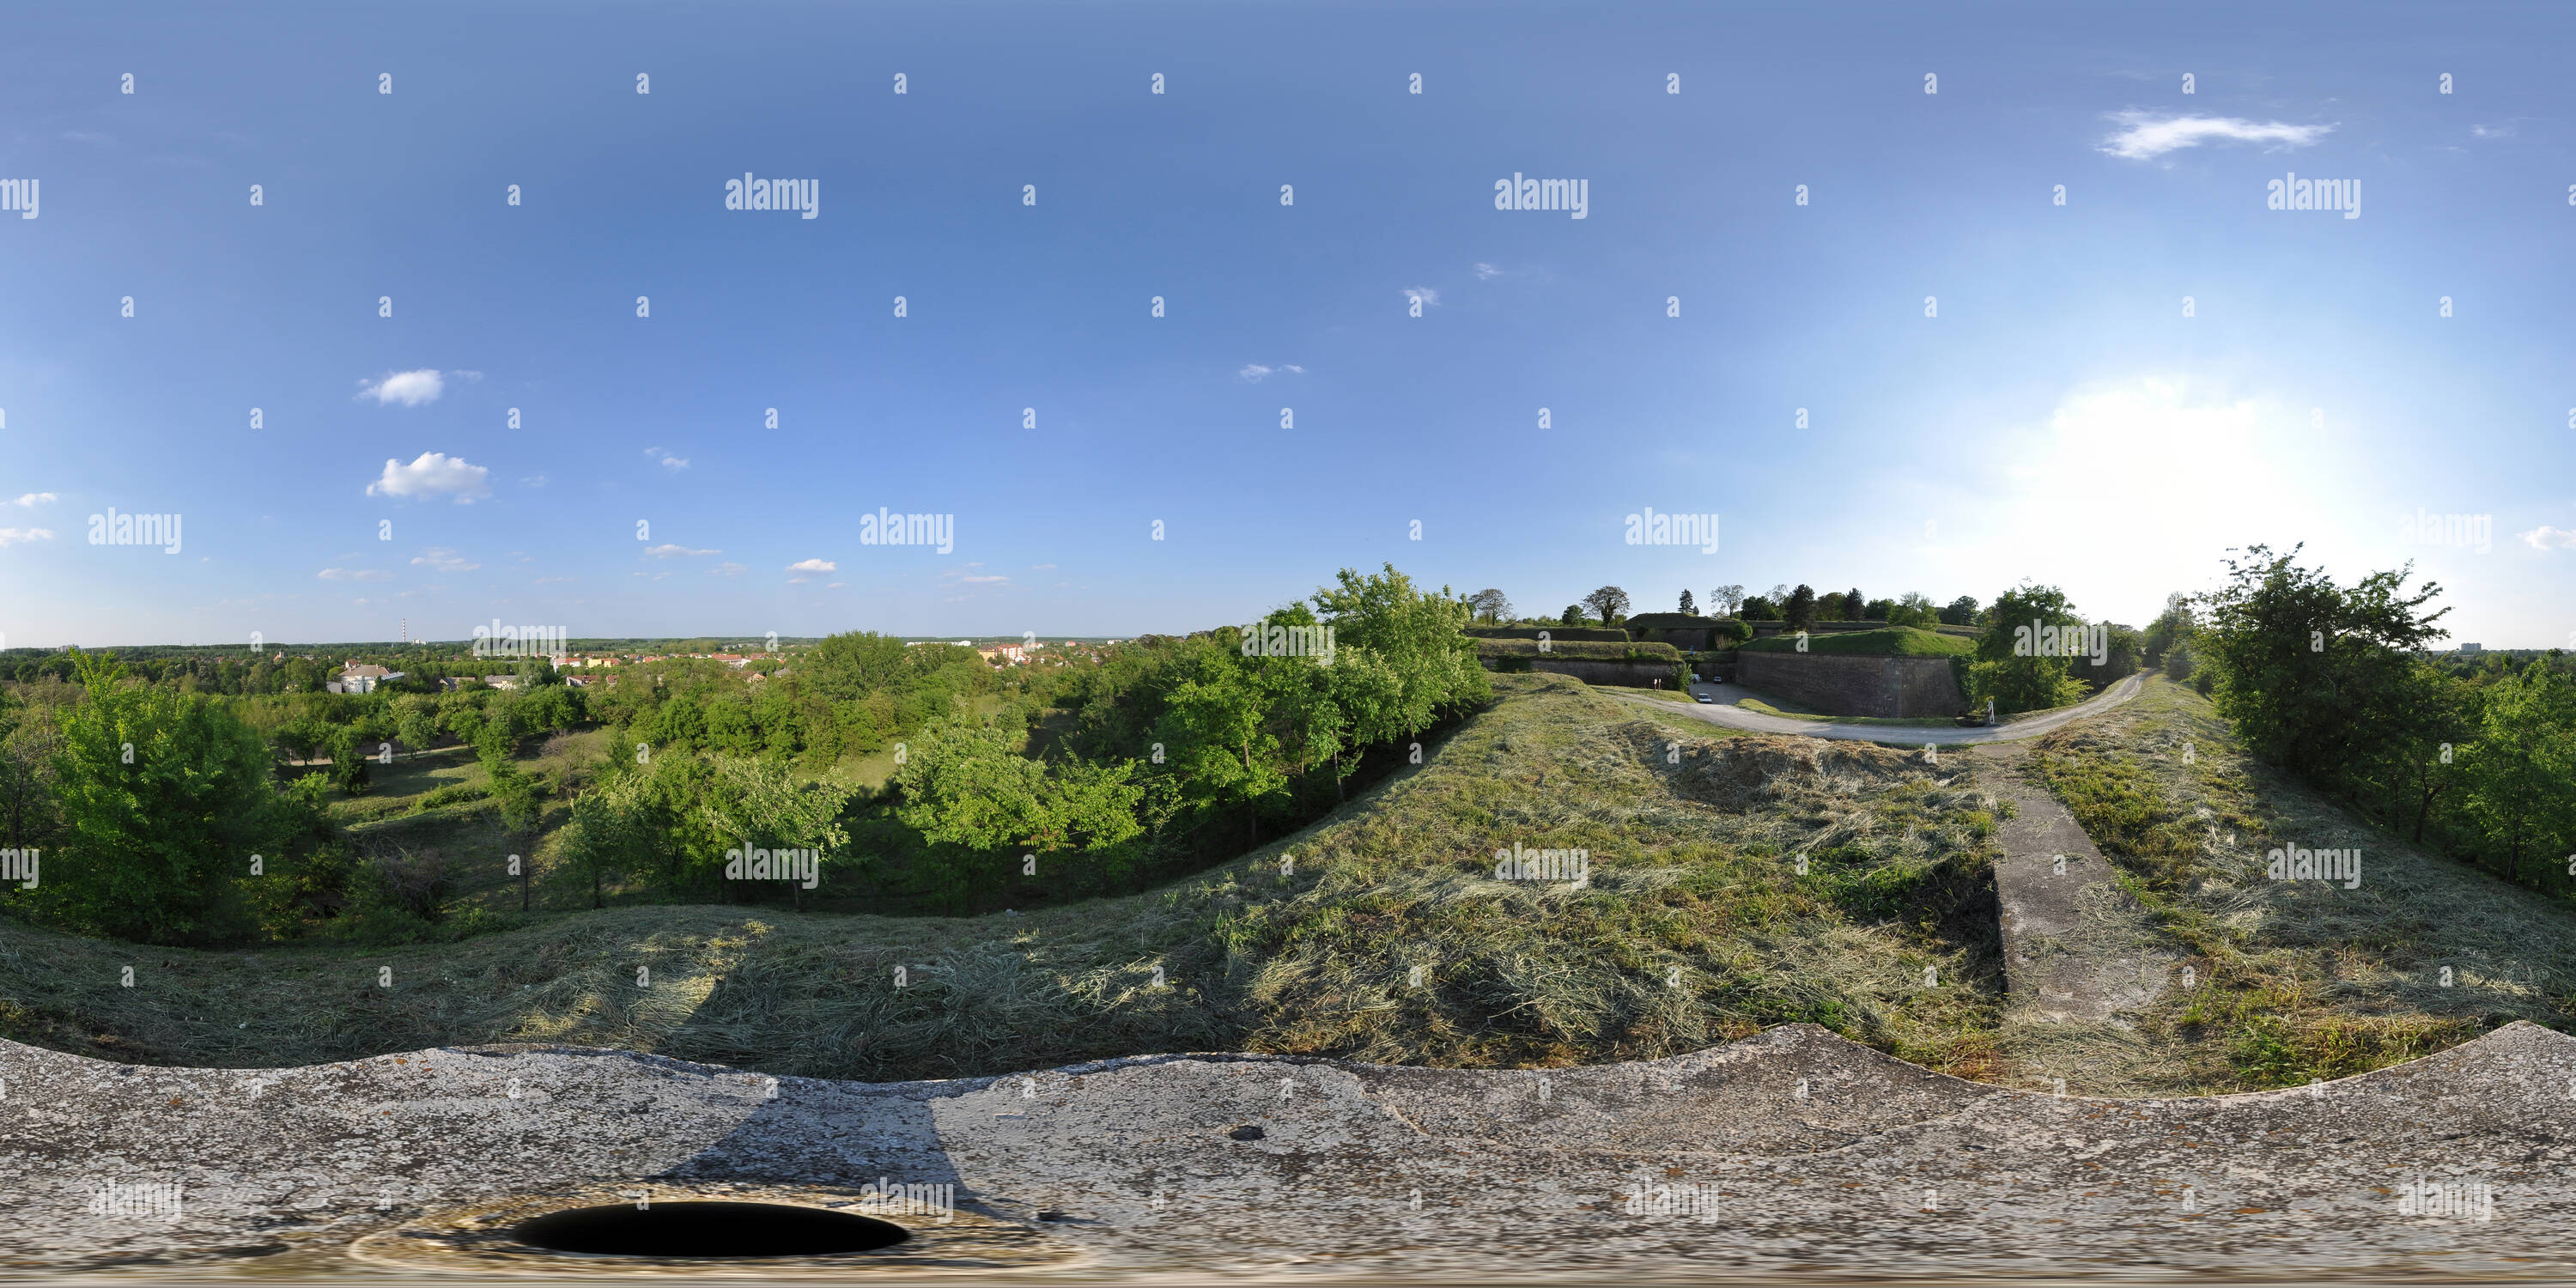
[1613, 670, 2147, 744]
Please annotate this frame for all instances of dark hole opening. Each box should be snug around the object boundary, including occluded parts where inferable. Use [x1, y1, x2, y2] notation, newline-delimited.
[514, 1201, 909, 1258]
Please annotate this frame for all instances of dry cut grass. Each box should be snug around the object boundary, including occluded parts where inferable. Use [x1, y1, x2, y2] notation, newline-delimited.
[0, 676, 2010, 1083]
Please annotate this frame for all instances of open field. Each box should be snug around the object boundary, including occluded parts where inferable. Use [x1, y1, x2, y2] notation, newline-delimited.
[0, 676, 2010, 1082]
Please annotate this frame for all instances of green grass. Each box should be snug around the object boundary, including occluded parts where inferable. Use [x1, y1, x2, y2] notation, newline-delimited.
[1731, 696, 1962, 728]
[0, 675, 2010, 1083]
[1739, 626, 1974, 658]
[2023, 675, 2576, 1091]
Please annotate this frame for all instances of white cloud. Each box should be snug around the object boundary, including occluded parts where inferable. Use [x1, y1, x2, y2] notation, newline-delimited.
[645, 544, 719, 558]
[644, 446, 690, 471]
[1473, 262, 1501, 280]
[712, 562, 748, 576]
[2099, 112, 2331, 161]
[2472, 124, 2510, 139]
[319, 567, 393, 581]
[0, 527, 54, 545]
[2519, 525, 2576, 550]
[534, 575, 574, 584]
[825, 580, 847, 588]
[10, 492, 57, 507]
[366, 452, 492, 503]
[359, 369, 447, 406]
[1030, 563, 1057, 571]
[520, 475, 548, 488]
[1236, 363, 1307, 382]
[787, 558, 837, 573]
[410, 546, 479, 573]
[1403, 287, 1441, 308]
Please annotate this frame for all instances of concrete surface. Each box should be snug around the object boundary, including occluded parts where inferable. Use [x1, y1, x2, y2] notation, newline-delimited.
[1981, 741, 2177, 1026]
[1622, 671, 2145, 745]
[5, 1015, 2575, 1280]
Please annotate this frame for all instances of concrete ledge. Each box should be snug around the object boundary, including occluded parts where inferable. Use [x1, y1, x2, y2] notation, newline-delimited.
[4, 1023, 2573, 1277]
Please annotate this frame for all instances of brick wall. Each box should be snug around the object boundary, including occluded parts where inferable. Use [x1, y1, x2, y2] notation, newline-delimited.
[1734, 652, 1966, 718]
[1530, 659, 1685, 688]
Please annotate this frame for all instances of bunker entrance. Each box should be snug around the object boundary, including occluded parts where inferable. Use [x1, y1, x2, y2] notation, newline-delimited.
[513, 1200, 909, 1258]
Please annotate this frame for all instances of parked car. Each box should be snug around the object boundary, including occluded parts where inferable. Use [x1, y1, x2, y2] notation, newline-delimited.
[1695, 693, 1715, 703]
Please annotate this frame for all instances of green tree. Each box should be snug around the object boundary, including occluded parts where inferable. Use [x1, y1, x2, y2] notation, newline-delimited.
[1582, 586, 1632, 627]
[1559, 605, 1584, 626]
[2458, 662, 2576, 884]
[1965, 583, 2091, 714]
[1677, 589, 1697, 615]
[1889, 592, 1938, 628]
[2194, 544, 2450, 800]
[43, 651, 287, 944]
[1939, 595, 1980, 627]
[2142, 592, 2196, 669]
[1784, 585, 1818, 631]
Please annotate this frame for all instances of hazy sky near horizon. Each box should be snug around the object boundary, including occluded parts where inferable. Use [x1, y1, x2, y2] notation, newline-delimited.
[3, 3, 2573, 648]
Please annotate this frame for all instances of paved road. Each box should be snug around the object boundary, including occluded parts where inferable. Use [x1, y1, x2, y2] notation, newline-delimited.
[1612, 670, 2146, 744]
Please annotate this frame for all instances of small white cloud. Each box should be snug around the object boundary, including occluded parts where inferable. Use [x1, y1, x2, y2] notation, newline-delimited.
[0, 527, 55, 546]
[1030, 563, 1057, 570]
[825, 580, 847, 588]
[2098, 112, 2331, 161]
[366, 452, 492, 503]
[2472, 124, 2509, 139]
[534, 575, 574, 584]
[787, 558, 837, 574]
[10, 492, 57, 507]
[1473, 262, 1501, 280]
[319, 567, 393, 581]
[520, 475, 548, 488]
[1403, 287, 1440, 308]
[1237, 363, 1305, 382]
[452, 369, 484, 381]
[359, 369, 447, 406]
[659, 455, 690, 471]
[712, 562, 748, 576]
[410, 546, 479, 573]
[2519, 525, 2576, 550]
[645, 544, 719, 558]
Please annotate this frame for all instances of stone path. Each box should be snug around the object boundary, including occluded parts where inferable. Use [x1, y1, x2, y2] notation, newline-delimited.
[1978, 739, 2176, 1027]
[1616, 670, 2144, 744]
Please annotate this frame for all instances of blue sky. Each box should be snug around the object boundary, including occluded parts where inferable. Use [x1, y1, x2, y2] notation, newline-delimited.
[3, 2, 2572, 648]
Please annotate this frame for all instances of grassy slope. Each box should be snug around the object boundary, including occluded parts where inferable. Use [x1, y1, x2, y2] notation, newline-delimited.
[1740, 626, 1973, 657]
[0, 676, 2010, 1082]
[2024, 675, 2576, 1091]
